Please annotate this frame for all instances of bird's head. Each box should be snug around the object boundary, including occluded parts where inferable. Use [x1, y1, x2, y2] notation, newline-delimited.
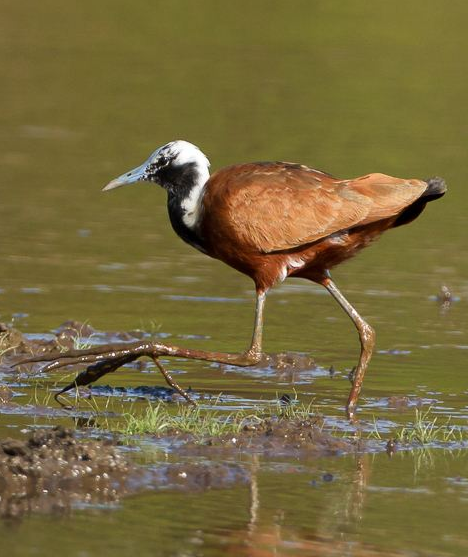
[103, 140, 210, 194]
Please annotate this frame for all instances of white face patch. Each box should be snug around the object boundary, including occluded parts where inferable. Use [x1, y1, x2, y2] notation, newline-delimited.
[171, 140, 210, 169]
[181, 182, 206, 229]
[153, 141, 210, 230]
[155, 140, 211, 171]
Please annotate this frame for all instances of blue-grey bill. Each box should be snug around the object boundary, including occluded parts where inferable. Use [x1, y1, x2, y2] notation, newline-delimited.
[102, 161, 147, 191]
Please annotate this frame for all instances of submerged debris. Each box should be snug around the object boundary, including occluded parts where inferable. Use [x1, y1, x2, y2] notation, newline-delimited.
[437, 284, 454, 304]
[0, 385, 13, 404]
[385, 396, 423, 410]
[263, 352, 315, 371]
[0, 323, 37, 360]
[151, 462, 249, 491]
[0, 321, 86, 363]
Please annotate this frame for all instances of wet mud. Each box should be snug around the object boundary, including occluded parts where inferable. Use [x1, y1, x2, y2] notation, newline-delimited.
[149, 461, 249, 492]
[0, 426, 132, 519]
[175, 415, 357, 458]
[0, 320, 146, 365]
[0, 321, 77, 360]
[0, 426, 248, 519]
[2, 322, 359, 460]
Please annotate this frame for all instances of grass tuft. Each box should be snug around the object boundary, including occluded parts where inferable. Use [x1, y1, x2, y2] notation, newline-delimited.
[395, 408, 465, 445]
[120, 402, 244, 437]
[57, 322, 99, 352]
[115, 396, 318, 438]
[0, 331, 20, 359]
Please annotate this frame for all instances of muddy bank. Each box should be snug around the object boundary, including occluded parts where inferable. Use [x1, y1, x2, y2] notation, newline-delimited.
[0, 320, 144, 363]
[177, 416, 356, 458]
[0, 426, 132, 519]
[0, 426, 248, 519]
[0, 320, 319, 376]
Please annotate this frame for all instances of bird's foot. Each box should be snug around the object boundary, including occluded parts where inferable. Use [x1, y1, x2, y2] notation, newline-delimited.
[234, 349, 263, 366]
[12, 340, 265, 407]
[12, 341, 197, 406]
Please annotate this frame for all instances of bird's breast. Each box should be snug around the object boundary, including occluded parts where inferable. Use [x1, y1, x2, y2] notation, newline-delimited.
[167, 196, 208, 254]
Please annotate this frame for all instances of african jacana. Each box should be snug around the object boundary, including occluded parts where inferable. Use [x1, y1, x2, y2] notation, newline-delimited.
[104, 140, 446, 418]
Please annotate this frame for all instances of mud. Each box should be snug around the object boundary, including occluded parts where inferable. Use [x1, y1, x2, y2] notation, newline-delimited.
[0, 426, 249, 519]
[0, 385, 13, 404]
[385, 395, 424, 410]
[0, 426, 132, 519]
[0, 321, 71, 360]
[177, 415, 356, 458]
[149, 461, 249, 491]
[1, 322, 359, 459]
[0, 321, 148, 367]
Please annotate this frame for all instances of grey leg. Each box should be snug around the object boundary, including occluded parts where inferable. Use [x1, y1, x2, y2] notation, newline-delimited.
[321, 276, 375, 420]
[244, 290, 267, 362]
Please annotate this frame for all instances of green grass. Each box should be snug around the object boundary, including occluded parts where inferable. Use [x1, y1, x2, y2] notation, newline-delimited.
[56, 322, 99, 352]
[0, 331, 20, 359]
[114, 396, 318, 438]
[395, 408, 466, 445]
[119, 402, 244, 436]
[370, 408, 467, 446]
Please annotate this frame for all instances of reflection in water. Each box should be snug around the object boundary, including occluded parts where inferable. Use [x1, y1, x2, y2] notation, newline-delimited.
[225, 454, 401, 557]
[205, 449, 467, 557]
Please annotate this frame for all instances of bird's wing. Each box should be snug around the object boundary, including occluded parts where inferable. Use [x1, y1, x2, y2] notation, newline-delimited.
[208, 164, 427, 253]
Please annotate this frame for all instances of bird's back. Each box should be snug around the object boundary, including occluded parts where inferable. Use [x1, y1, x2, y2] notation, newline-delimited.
[202, 162, 428, 255]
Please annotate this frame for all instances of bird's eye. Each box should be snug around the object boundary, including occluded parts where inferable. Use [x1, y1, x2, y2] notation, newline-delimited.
[159, 156, 168, 166]
[146, 163, 159, 175]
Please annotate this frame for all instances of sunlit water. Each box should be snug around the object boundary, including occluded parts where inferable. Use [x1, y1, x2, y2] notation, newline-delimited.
[0, 1, 467, 555]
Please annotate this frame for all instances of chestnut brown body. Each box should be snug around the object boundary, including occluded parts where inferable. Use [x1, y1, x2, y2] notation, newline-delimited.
[200, 163, 435, 291]
[102, 140, 447, 418]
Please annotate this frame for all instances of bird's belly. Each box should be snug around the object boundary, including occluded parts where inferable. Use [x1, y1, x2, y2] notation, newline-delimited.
[203, 221, 389, 290]
[291, 226, 385, 280]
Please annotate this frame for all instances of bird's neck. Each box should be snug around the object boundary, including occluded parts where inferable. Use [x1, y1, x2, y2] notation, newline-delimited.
[164, 162, 209, 253]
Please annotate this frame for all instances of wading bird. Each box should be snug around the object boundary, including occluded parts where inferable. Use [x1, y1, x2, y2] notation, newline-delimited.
[104, 140, 446, 418]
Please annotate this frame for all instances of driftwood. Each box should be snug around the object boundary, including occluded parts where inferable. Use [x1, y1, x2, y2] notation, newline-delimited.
[15, 341, 260, 406]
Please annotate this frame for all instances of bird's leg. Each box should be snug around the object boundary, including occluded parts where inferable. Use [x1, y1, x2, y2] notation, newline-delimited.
[241, 290, 267, 364]
[321, 275, 375, 420]
[151, 356, 196, 406]
[13, 295, 270, 401]
[53, 354, 139, 407]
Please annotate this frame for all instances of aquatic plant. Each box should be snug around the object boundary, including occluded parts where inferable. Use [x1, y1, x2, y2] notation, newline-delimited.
[395, 408, 466, 445]
[116, 396, 318, 438]
[368, 408, 467, 446]
[0, 331, 20, 359]
[119, 402, 246, 437]
[56, 322, 99, 352]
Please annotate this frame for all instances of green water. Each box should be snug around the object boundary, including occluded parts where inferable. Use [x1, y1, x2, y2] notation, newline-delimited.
[0, 1, 467, 555]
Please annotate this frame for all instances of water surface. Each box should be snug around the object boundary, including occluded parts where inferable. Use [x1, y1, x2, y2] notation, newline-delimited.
[0, 1, 467, 555]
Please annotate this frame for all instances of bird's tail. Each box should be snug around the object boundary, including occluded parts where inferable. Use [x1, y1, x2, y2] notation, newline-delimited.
[392, 176, 446, 228]
[423, 176, 447, 200]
